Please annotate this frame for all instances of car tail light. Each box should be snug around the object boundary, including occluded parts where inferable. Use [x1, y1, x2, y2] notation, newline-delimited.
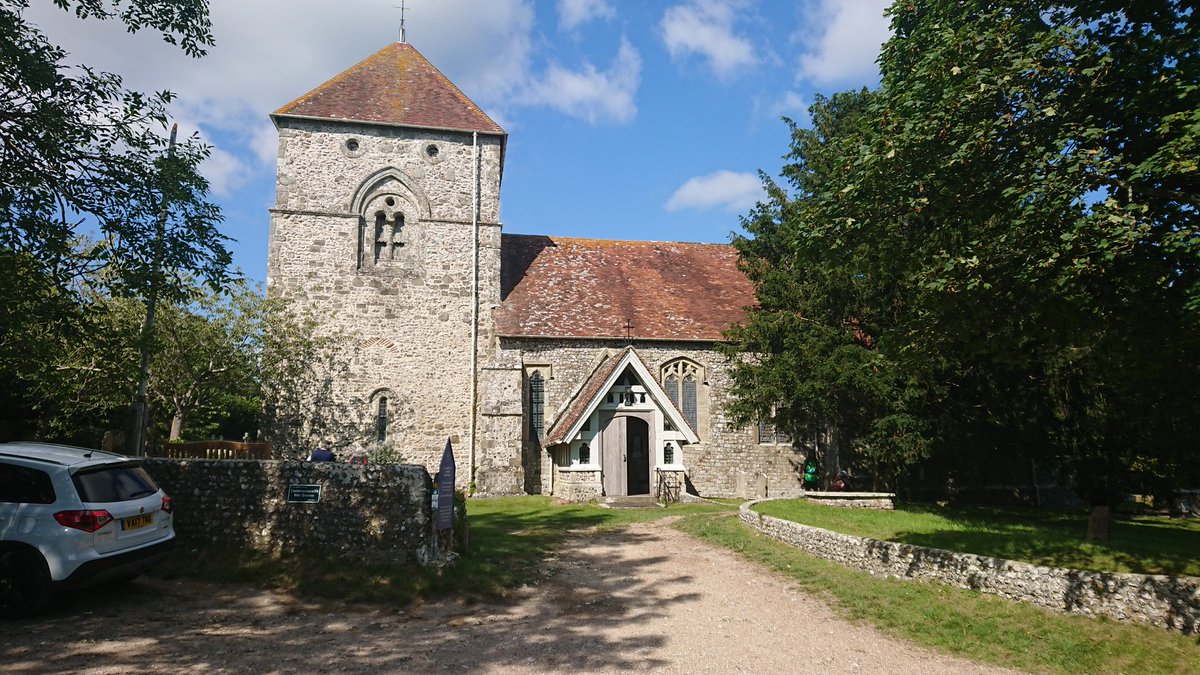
[54, 510, 114, 532]
[161, 494, 174, 513]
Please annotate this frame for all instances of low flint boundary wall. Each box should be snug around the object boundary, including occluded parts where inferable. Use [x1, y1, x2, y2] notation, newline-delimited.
[145, 459, 433, 563]
[740, 499, 1199, 634]
[803, 491, 895, 509]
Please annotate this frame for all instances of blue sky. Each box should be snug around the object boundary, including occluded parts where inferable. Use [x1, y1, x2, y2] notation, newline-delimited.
[28, 0, 891, 283]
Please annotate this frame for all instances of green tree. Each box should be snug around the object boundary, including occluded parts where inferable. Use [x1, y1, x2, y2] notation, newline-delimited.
[151, 283, 261, 440]
[258, 300, 355, 459]
[722, 90, 935, 491]
[1, 0, 232, 448]
[24, 281, 268, 446]
[728, 1, 1200, 537]
[24, 287, 141, 445]
[5, 272, 351, 452]
[0, 250, 96, 439]
[0, 0, 229, 301]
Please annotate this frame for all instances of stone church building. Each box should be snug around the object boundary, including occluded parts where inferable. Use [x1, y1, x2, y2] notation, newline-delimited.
[267, 41, 809, 499]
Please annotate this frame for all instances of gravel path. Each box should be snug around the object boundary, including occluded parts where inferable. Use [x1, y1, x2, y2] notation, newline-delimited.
[1, 516, 1018, 674]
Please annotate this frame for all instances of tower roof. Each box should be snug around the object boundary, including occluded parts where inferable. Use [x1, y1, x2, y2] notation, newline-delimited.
[273, 42, 505, 136]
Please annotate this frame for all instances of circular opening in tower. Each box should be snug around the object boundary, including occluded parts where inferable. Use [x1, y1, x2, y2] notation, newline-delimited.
[345, 139, 360, 152]
[425, 144, 439, 158]
[385, 197, 396, 207]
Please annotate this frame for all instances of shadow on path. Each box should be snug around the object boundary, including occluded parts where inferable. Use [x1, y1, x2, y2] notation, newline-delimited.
[0, 527, 701, 673]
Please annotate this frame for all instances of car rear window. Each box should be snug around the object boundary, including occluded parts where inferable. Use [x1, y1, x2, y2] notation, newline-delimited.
[71, 463, 160, 503]
[0, 462, 56, 504]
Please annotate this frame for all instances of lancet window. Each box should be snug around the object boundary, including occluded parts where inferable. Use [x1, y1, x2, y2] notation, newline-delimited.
[376, 396, 389, 444]
[529, 371, 545, 443]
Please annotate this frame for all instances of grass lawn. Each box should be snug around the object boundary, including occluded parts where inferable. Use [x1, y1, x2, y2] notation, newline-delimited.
[675, 512, 1200, 675]
[753, 499, 1200, 577]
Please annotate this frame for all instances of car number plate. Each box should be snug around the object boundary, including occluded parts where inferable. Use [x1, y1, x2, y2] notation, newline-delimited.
[122, 514, 153, 531]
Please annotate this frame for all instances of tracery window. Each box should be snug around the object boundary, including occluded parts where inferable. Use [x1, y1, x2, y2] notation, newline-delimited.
[661, 359, 701, 432]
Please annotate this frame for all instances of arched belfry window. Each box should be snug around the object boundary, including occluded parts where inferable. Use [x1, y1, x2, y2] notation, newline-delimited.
[373, 211, 404, 262]
[529, 371, 545, 443]
[359, 194, 408, 269]
[662, 359, 701, 432]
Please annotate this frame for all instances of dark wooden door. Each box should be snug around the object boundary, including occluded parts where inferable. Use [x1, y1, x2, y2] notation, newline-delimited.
[626, 416, 650, 495]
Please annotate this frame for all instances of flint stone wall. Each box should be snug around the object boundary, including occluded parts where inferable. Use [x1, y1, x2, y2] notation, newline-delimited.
[554, 468, 603, 502]
[496, 338, 809, 499]
[740, 499, 1199, 634]
[145, 459, 432, 563]
[804, 492, 895, 509]
[266, 116, 513, 493]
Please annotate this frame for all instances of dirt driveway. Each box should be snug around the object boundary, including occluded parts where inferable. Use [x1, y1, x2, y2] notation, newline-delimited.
[1, 517, 1017, 674]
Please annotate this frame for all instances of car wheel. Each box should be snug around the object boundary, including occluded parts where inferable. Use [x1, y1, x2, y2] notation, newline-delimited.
[0, 549, 51, 619]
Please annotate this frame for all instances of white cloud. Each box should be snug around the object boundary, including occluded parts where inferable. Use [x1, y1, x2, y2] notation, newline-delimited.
[410, 0, 536, 103]
[661, 0, 757, 78]
[666, 171, 762, 213]
[22, 0, 537, 193]
[249, 123, 280, 167]
[761, 90, 811, 126]
[796, 0, 891, 87]
[200, 147, 253, 198]
[521, 39, 642, 125]
[559, 0, 615, 32]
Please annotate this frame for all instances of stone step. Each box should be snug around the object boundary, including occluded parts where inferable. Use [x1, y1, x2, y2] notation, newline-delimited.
[600, 495, 662, 509]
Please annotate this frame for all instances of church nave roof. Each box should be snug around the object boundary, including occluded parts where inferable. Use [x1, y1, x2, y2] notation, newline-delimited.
[496, 234, 756, 342]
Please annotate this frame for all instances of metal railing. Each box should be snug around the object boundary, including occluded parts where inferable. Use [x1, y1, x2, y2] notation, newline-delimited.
[655, 468, 683, 503]
[157, 440, 273, 460]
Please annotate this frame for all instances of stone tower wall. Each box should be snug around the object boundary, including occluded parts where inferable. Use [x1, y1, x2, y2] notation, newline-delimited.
[267, 118, 509, 486]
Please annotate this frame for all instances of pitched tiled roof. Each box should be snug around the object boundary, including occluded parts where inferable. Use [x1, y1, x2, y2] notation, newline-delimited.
[273, 42, 504, 135]
[543, 347, 699, 447]
[496, 234, 756, 341]
[543, 349, 627, 446]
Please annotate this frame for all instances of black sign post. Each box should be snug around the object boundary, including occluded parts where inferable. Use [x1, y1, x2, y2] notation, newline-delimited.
[436, 438, 455, 531]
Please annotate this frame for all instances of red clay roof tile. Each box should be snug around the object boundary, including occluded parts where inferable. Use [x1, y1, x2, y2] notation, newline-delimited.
[273, 42, 504, 135]
[543, 349, 627, 446]
[497, 234, 756, 341]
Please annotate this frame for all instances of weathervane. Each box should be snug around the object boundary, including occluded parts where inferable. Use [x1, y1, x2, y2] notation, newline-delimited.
[394, 1, 408, 43]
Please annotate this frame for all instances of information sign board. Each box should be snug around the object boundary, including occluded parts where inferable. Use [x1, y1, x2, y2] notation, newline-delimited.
[287, 484, 322, 503]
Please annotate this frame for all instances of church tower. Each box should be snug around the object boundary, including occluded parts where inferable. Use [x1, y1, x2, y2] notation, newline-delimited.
[266, 41, 507, 483]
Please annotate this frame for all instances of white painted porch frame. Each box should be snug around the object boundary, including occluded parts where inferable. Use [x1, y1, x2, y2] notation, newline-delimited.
[556, 350, 701, 447]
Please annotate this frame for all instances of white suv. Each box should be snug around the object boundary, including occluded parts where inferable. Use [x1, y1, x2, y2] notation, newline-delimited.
[0, 442, 175, 618]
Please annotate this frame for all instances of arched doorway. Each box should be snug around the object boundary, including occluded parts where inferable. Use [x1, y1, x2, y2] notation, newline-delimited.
[625, 417, 650, 495]
[600, 413, 653, 496]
